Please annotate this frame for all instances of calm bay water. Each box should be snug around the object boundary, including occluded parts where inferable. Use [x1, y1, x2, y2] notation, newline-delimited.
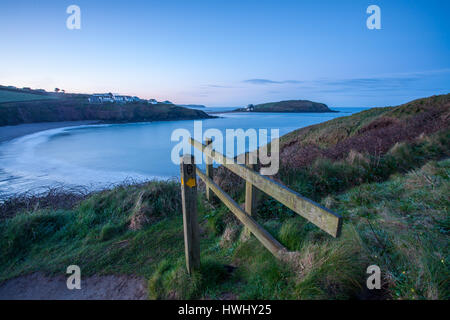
[0, 108, 366, 197]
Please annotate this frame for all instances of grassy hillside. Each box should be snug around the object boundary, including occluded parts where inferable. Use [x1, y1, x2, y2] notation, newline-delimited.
[0, 94, 448, 299]
[0, 88, 57, 104]
[280, 94, 449, 150]
[0, 98, 212, 126]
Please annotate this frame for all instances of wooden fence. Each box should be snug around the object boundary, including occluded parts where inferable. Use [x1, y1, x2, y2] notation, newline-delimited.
[180, 138, 342, 274]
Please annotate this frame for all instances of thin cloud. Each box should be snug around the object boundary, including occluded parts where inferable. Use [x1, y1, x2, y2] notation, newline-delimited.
[243, 79, 303, 85]
[201, 84, 237, 89]
[244, 69, 450, 91]
[315, 69, 450, 92]
[317, 77, 418, 91]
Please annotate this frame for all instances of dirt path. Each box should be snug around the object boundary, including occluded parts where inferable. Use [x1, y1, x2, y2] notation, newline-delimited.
[0, 273, 148, 300]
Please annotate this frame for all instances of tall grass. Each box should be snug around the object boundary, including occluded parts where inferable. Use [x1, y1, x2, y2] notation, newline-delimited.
[278, 130, 449, 201]
[0, 180, 184, 283]
[0, 159, 447, 299]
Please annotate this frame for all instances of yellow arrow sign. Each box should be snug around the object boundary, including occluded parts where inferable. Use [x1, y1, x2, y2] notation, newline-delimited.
[181, 178, 196, 188]
[186, 178, 196, 188]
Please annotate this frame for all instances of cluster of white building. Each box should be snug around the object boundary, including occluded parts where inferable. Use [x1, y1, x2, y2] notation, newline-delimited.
[88, 93, 172, 105]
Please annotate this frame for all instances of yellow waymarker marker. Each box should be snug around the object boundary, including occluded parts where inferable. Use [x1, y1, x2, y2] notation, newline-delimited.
[186, 178, 196, 188]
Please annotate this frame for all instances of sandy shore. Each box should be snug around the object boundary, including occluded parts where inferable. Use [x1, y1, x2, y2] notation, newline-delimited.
[0, 121, 100, 143]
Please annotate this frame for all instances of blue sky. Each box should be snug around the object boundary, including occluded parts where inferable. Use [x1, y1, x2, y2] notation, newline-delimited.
[0, 0, 449, 107]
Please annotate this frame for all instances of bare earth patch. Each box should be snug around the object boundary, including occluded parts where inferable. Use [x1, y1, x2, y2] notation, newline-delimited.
[0, 273, 147, 300]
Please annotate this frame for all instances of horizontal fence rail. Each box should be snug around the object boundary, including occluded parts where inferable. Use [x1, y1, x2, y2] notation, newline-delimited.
[196, 168, 287, 258]
[189, 137, 343, 238]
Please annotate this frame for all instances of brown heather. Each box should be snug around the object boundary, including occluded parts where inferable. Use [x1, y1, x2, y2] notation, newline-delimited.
[280, 94, 449, 170]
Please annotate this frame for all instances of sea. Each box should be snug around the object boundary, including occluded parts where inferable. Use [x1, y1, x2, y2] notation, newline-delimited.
[0, 107, 367, 198]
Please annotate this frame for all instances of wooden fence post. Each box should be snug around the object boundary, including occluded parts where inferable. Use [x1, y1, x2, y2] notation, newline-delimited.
[205, 138, 214, 202]
[180, 154, 200, 274]
[244, 152, 257, 235]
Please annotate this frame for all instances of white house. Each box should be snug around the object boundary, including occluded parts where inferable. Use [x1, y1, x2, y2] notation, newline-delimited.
[88, 93, 115, 103]
[88, 93, 142, 104]
[113, 95, 132, 103]
[114, 95, 125, 103]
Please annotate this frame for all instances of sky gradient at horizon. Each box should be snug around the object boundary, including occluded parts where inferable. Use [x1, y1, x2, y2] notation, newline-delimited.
[0, 0, 449, 107]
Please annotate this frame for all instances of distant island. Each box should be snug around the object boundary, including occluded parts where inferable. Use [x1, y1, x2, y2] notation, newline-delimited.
[0, 86, 212, 126]
[234, 100, 337, 113]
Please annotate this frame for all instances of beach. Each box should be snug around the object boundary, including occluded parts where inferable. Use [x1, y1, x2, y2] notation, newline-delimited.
[0, 121, 99, 143]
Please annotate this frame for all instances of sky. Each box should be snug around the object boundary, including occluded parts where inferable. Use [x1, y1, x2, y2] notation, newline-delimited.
[0, 0, 449, 107]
